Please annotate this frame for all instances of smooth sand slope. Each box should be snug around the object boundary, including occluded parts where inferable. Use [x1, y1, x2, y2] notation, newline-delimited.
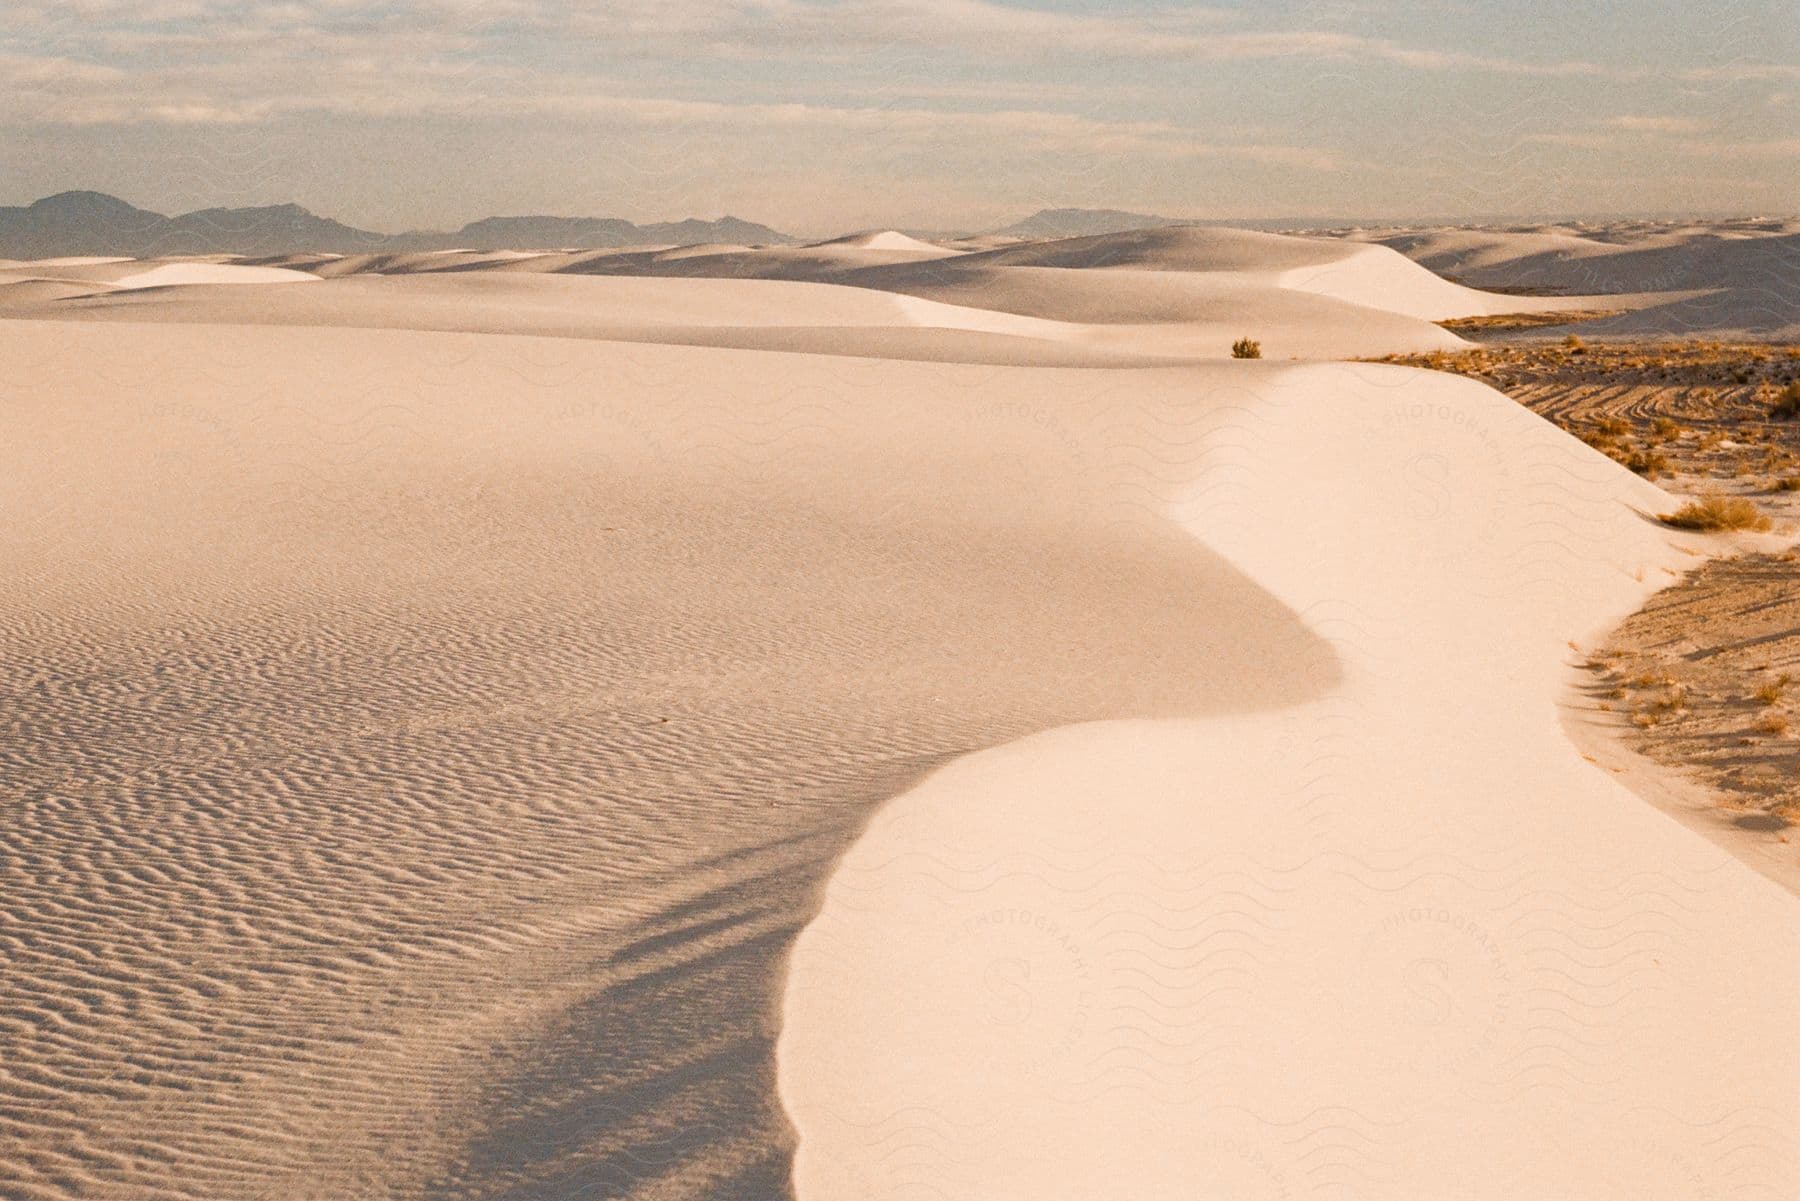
[26, 272, 1179, 366]
[1, 227, 1795, 1199]
[19, 268, 1476, 363]
[1, 318, 1336, 1199]
[7, 224, 1678, 360]
[1355, 221, 1800, 339]
[779, 363, 1800, 1200]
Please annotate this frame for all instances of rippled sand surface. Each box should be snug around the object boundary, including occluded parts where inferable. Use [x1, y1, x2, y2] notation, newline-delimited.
[0, 319, 1333, 1198]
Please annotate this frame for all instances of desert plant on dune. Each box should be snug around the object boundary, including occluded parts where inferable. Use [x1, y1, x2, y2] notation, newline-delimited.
[1774, 477, 1800, 492]
[1658, 494, 1773, 532]
[1231, 337, 1262, 360]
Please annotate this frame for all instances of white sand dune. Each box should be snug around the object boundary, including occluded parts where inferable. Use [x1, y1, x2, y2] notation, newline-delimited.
[229, 224, 1647, 333]
[239, 251, 349, 269]
[36, 272, 1171, 365]
[1565, 287, 1800, 340]
[107, 262, 321, 290]
[808, 230, 955, 255]
[927, 226, 1592, 320]
[306, 249, 554, 277]
[650, 241, 752, 260]
[779, 363, 1800, 1200]
[33, 270, 1470, 362]
[1348, 228, 1634, 277]
[12, 254, 136, 267]
[1, 221, 1795, 1201]
[518, 241, 967, 281]
[0, 319, 1335, 1199]
[0, 277, 119, 306]
[1356, 223, 1800, 338]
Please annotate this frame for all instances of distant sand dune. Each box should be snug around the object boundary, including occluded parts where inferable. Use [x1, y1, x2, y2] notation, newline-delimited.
[1, 217, 1795, 1200]
[1354, 223, 1800, 339]
[32, 270, 1472, 362]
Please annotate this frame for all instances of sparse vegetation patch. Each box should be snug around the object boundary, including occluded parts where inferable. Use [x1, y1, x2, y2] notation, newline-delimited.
[1659, 495, 1772, 533]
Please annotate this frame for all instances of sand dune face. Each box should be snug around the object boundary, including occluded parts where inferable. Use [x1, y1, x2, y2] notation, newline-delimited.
[1354, 222, 1800, 339]
[1, 320, 1336, 1199]
[30, 269, 1473, 363]
[3, 219, 1796, 1200]
[778, 364, 1800, 1200]
[107, 262, 321, 290]
[4, 221, 1675, 361]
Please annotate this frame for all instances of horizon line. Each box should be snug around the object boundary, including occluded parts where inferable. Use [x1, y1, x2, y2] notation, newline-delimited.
[6, 189, 1797, 241]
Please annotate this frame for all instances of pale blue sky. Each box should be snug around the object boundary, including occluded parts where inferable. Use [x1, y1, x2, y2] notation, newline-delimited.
[4, 0, 1795, 233]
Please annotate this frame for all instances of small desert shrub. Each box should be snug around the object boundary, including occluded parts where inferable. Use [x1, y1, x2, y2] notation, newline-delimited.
[1753, 675, 1791, 706]
[1658, 494, 1773, 532]
[1231, 337, 1262, 360]
[1753, 712, 1790, 738]
[1771, 381, 1800, 420]
[1594, 417, 1631, 437]
[1651, 417, 1683, 438]
[1774, 476, 1800, 492]
[1622, 447, 1670, 478]
[1564, 334, 1586, 354]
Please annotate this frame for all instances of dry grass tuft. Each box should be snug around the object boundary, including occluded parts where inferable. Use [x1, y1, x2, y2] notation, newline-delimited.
[1231, 337, 1262, 360]
[1658, 495, 1773, 532]
[1622, 447, 1670, 478]
[1753, 675, 1792, 706]
[1772, 381, 1800, 420]
[1753, 712, 1791, 738]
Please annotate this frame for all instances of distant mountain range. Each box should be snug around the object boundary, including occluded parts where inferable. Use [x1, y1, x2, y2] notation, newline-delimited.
[1, 192, 1444, 261]
[991, 208, 1189, 239]
[0, 192, 799, 259]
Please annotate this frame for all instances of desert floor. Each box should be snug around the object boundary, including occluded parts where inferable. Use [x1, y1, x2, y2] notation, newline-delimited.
[1380, 338, 1800, 889]
[2, 221, 1797, 1199]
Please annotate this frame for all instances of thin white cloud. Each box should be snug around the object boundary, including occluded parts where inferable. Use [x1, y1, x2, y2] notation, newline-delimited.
[1675, 137, 1800, 160]
[10, 0, 1766, 81]
[1605, 116, 1708, 134]
[0, 48, 1341, 171]
[3, 0, 1792, 227]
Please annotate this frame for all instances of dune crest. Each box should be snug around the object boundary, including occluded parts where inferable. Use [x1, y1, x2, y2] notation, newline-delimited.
[2, 216, 1795, 1200]
[778, 363, 1800, 1199]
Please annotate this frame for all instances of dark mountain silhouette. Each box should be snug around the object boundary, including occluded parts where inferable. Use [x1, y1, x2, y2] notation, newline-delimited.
[0, 192, 797, 258]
